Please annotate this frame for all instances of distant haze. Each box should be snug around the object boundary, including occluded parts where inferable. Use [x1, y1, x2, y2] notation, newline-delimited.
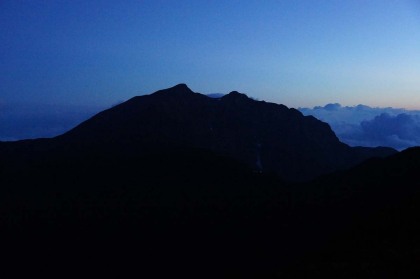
[0, 103, 102, 141]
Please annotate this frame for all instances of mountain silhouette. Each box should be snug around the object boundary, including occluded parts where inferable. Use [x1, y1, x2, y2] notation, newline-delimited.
[48, 83, 395, 181]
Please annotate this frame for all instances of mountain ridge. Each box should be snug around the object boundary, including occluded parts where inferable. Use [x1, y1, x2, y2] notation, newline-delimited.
[56, 84, 395, 181]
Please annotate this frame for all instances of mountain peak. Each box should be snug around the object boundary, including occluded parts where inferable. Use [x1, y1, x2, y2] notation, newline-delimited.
[228, 91, 248, 97]
[222, 91, 250, 101]
[152, 83, 195, 97]
[172, 83, 191, 90]
[167, 83, 193, 93]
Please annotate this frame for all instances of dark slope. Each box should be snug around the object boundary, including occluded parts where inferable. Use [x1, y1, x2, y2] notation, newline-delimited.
[0, 146, 295, 278]
[0, 161, 419, 279]
[280, 147, 420, 277]
[56, 83, 395, 181]
[0, 131, 418, 278]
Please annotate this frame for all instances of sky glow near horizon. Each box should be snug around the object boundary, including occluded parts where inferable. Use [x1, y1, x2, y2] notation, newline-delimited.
[1, 0, 420, 110]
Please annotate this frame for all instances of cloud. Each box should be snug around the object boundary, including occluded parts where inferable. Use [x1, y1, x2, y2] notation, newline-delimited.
[323, 103, 341, 111]
[357, 113, 420, 150]
[299, 104, 420, 150]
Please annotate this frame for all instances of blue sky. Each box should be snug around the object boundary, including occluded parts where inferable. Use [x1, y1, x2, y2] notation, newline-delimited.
[1, 1, 420, 142]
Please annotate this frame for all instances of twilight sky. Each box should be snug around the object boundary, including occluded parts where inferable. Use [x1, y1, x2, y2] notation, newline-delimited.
[1, 1, 420, 141]
[2, 0, 420, 108]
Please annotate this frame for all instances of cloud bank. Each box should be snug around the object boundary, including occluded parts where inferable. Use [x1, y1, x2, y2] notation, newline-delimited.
[299, 104, 420, 150]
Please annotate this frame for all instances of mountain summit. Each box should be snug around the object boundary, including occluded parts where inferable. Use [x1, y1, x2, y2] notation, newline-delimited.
[155, 83, 194, 95]
[56, 84, 395, 181]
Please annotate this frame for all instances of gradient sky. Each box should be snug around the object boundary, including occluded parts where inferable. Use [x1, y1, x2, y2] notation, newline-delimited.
[1, 0, 420, 110]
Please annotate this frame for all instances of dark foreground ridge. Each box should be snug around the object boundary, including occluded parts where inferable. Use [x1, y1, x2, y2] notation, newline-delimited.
[0, 84, 418, 278]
